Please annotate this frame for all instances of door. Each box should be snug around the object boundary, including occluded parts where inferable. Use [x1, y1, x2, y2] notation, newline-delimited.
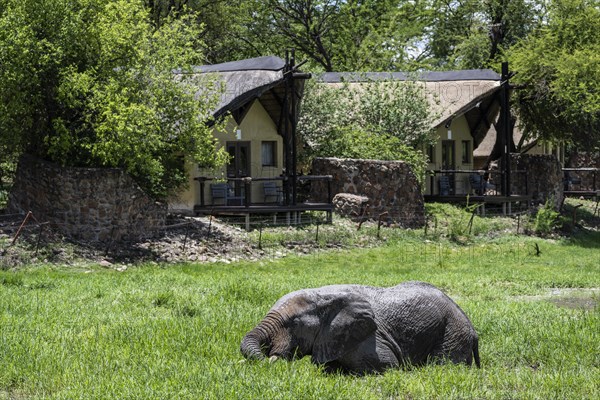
[441, 140, 455, 194]
[226, 141, 251, 196]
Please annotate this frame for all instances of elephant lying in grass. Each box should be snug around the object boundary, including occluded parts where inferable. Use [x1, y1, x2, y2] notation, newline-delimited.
[241, 281, 480, 374]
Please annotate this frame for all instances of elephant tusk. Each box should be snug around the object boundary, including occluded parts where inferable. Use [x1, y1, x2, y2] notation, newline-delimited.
[268, 355, 279, 363]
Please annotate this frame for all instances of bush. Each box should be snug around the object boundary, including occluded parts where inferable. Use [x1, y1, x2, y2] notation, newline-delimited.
[297, 78, 435, 187]
[532, 199, 561, 236]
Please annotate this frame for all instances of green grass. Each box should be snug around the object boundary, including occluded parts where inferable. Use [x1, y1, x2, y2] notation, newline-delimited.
[1, 231, 599, 399]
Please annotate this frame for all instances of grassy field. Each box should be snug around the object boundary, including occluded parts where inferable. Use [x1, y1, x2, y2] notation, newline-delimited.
[1, 223, 599, 398]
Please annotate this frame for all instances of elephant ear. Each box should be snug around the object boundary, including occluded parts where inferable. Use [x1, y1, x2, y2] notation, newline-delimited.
[312, 292, 376, 364]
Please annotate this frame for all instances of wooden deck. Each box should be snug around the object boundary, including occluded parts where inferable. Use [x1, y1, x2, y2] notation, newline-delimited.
[194, 202, 334, 230]
[564, 190, 600, 199]
[424, 194, 532, 215]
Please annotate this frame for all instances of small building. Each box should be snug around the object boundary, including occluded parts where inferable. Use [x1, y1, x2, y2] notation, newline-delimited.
[170, 55, 333, 226]
[320, 70, 502, 196]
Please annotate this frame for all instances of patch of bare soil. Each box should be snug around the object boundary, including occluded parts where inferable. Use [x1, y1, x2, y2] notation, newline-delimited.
[0, 214, 265, 269]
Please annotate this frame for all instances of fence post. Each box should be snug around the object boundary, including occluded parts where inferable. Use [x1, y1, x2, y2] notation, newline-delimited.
[467, 206, 478, 235]
[258, 223, 263, 250]
[206, 215, 213, 240]
[34, 222, 47, 256]
[572, 204, 583, 225]
[377, 212, 389, 239]
[182, 223, 190, 252]
[11, 211, 34, 246]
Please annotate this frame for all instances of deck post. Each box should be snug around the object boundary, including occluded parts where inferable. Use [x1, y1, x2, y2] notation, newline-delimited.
[500, 62, 512, 197]
[244, 178, 251, 208]
[290, 49, 298, 206]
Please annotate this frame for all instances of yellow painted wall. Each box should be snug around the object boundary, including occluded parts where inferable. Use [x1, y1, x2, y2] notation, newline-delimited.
[525, 142, 565, 165]
[169, 100, 284, 213]
[424, 115, 474, 195]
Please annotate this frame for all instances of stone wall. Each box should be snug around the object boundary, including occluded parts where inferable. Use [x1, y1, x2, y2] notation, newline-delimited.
[567, 151, 600, 191]
[310, 158, 425, 227]
[8, 155, 166, 242]
[492, 153, 564, 209]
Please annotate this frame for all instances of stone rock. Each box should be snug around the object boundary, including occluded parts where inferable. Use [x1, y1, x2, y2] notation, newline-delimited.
[332, 193, 369, 220]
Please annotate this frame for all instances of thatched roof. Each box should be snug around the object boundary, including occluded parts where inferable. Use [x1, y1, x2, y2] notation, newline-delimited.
[320, 70, 502, 147]
[473, 123, 536, 158]
[179, 56, 301, 135]
[180, 57, 502, 147]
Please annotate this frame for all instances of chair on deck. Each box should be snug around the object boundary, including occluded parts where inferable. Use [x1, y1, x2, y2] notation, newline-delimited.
[210, 183, 244, 206]
[469, 174, 495, 196]
[263, 181, 283, 204]
[563, 172, 582, 191]
[439, 175, 451, 196]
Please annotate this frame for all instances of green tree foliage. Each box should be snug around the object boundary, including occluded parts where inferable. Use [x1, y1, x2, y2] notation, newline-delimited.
[0, 0, 227, 199]
[139, 1, 547, 71]
[297, 79, 436, 183]
[428, 0, 546, 69]
[266, 0, 431, 71]
[142, 0, 276, 64]
[509, 0, 600, 148]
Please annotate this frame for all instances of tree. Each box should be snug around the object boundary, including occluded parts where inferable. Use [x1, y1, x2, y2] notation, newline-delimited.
[0, 0, 227, 199]
[297, 78, 437, 183]
[427, 0, 547, 69]
[258, 0, 431, 72]
[142, 0, 277, 64]
[509, 0, 600, 148]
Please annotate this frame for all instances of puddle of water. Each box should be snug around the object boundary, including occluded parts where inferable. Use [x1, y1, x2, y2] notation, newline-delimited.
[513, 288, 599, 310]
[547, 296, 598, 310]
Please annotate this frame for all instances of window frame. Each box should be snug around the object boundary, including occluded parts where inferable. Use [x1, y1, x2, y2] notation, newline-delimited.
[427, 144, 436, 163]
[261, 140, 277, 167]
[461, 140, 471, 164]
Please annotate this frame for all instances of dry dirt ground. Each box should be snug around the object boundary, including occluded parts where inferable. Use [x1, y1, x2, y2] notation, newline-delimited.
[0, 213, 266, 270]
[2, 198, 598, 270]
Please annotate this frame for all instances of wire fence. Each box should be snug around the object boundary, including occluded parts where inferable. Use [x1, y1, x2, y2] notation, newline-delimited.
[1, 197, 598, 267]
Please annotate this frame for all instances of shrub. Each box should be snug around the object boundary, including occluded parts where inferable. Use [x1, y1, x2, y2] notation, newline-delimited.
[532, 199, 561, 236]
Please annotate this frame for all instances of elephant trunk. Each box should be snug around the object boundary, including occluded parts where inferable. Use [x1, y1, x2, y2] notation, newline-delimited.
[240, 329, 268, 360]
[240, 312, 284, 360]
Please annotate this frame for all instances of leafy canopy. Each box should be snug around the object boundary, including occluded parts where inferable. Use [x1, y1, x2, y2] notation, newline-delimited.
[297, 78, 437, 184]
[0, 0, 227, 199]
[509, 0, 600, 148]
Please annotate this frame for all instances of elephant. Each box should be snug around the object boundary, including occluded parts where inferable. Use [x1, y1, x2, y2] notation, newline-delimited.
[240, 281, 480, 374]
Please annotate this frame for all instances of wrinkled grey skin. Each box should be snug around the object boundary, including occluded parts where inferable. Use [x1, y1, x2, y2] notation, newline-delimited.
[241, 281, 480, 374]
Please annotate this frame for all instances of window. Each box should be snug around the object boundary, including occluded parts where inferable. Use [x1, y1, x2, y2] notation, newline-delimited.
[442, 140, 455, 170]
[427, 144, 436, 163]
[261, 141, 277, 167]
[462, 140, 471, 164]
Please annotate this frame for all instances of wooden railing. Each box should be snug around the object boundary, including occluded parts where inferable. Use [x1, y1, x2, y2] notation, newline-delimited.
[427, 169, 529, 196]
[563, 167, 598, 195]
[194, 175, 333, 207]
